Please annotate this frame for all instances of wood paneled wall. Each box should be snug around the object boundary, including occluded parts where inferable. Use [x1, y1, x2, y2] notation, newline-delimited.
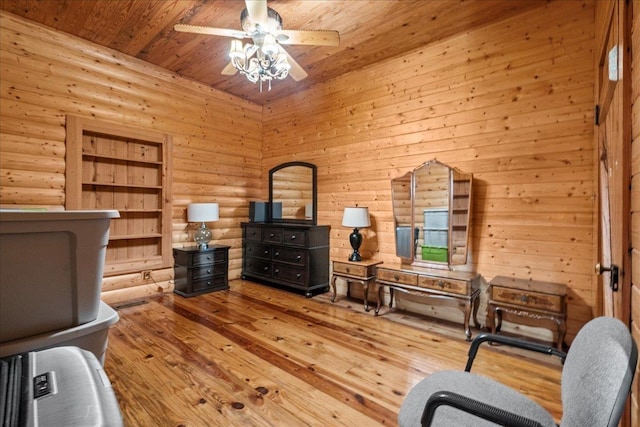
[630, 0, 639, 423]
[0, 11, 263, 302]
[263, 0, 596, 341]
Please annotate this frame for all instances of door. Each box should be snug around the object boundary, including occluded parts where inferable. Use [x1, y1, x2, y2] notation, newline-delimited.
[595, 0, 631, 324]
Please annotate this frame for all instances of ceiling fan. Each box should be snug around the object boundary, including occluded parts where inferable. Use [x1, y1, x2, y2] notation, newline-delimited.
[174, 0, 340, 91]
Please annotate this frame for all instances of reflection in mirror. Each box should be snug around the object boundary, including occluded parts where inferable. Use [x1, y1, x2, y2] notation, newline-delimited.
[391, 160, 472, 267]
[414, 162, 449, 264]
[391, 172, 412, 258]
[269, 162, 317, 224]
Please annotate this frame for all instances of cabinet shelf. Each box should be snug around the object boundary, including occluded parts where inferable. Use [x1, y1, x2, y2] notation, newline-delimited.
[82, 152, 163, 166]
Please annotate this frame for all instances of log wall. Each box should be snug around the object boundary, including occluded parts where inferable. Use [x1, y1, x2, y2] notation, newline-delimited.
[263, 0, 596, 341]
[0, 11, 264, 303]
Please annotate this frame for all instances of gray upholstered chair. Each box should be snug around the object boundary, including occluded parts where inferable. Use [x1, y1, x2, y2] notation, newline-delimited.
[398, 316, 638, 427]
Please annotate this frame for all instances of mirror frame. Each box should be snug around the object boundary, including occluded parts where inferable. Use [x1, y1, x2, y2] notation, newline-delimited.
[268, 161, 317, 225]
[391, 160, 472, 268]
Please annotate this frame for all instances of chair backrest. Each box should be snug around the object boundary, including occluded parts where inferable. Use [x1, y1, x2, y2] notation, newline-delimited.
[560, 316, 638, 427]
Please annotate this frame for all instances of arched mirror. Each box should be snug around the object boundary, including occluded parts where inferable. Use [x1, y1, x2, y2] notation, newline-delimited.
[269, 162, 317, 224]
[392, 160, 472, 267]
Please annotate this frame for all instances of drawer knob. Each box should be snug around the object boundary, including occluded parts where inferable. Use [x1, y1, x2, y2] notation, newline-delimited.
[393, 274, 400, 281]
[206, 269, 211, 274]
[264, 250, 269, 255]
[296, 255, 301, 261]
[206, 256, 212, 261]
[290, 235, 296, 240]
[520, 295, 529, 303]
[345, 267, 350, 273]
[274, 251, 280, 257]
[270, 233, 275, 237]
[296, 273, 301, 279]
[206, 281, 211, 286]
[274, 268, 279, 274]
[437, 280, 445, 288]
[263, 266, 269, 272]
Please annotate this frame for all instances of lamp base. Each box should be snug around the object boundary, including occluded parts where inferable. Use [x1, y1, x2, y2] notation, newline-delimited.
[194, 222, 212, 250]
[348, 227, 363, 262]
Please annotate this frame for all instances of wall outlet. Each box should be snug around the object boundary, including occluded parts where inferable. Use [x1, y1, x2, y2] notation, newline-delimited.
[142, 270, 152, 280]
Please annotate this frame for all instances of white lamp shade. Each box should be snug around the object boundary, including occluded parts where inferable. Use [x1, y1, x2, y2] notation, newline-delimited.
[342, 207, 371, 228]
[187, 203, 219, 222]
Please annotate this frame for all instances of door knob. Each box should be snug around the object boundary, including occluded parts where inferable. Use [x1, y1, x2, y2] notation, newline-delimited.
[595, 263, 619, 291]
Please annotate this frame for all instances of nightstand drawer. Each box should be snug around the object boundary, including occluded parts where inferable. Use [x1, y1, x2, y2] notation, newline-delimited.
[191, 274, 226, 292]
[192, 251, 226, 266]
[491, 286, 564, 313]
[244, 225, 262, 241]
[376, 268, 418, 286]
[333, 261, 367, 277]
[419, 276, 468, 295]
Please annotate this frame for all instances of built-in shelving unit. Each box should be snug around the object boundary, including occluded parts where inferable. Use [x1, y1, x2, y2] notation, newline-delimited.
[66, 115, 173, 276]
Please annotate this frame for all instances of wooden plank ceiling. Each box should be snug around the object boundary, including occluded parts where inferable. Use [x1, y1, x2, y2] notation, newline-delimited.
[0, 0, 548, 105]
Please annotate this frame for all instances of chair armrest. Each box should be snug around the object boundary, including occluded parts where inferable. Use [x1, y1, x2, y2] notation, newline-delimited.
[421, 391, 551, 427]
[465, 333, 566, 372]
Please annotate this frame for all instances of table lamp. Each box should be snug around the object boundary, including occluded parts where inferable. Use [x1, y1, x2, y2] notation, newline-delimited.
[342, 207, 371, 262]
[187, 203, 219, 250]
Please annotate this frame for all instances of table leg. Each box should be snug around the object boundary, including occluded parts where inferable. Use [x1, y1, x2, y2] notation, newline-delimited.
[362, 280, 370, 312]
[463, 300, 472, 341]
[557, 318, 567, 351]
[375, 283, 383, 315]
[472, 296, 480, 328]
[330, 274, 337, 303]
[486, 304, 496, 333]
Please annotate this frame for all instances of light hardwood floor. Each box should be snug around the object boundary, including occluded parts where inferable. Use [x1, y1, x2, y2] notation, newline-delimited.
[104, 280, 563, 426]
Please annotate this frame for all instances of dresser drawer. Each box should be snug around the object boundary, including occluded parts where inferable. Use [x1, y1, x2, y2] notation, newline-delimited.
[273, 263, 306, 285]
[273, 246, 306, 265]
[192, 250, 226, 267]
[333, 261, 367, 277]
[418, 276, 468, 295]
[244, 258, 272, 277]
[244, 242, 271, 260]
[491, 286, 564, 313]
[376, 268, 418, 286]
[283, 228, 307, 246]
[262, 227, 283, 243]
[244, 225, 262, 242]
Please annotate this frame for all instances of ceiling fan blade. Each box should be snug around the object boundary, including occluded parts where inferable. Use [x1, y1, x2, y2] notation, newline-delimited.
[221, 62, 238, 76]
[245, 0, 268, 25]
[277, 30, 340, 47]
[174, 24, 245, 39]
[281, 48, 308, 81]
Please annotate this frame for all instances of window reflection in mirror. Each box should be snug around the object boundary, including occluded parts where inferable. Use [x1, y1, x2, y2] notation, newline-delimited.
[391, 160, 472, 267]
[269, 162, 316, 224]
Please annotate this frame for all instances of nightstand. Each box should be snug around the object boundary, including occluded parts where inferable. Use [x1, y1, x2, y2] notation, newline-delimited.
[487, 276, 567, 350]
[173, 245, 230, 297]
[330, 259, 383, 311]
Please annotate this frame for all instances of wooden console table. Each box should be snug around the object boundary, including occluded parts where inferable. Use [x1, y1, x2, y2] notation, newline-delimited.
[330, 259, 383, 312]
[375, 264, 481, 340]
[487, 276, 567, 350]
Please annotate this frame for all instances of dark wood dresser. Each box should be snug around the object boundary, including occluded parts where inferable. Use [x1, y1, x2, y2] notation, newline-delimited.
[241, 222, 330, 297]
[173, 245, 230, 297]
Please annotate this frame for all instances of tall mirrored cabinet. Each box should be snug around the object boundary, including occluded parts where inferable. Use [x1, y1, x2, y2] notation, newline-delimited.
[376, 160, 480, 339]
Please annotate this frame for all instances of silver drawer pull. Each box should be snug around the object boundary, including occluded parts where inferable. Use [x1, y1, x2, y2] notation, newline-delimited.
[206, 281, 211, 286]
[270, 233, 275, 237]
[263, 266, 269, 272]
[296, 256, 301, 261]
[296, 274, 301, 279]
[206, 269, 211, 274]
[274, 251, 280, 257]
[290, 235, 296, 240]
[206, 256, 212, 261]
[274, 268, 279, 274]
[264, 250, 269, 255]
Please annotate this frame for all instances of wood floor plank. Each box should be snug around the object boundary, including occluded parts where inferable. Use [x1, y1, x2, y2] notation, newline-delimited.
[105, 280, 563, 426]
